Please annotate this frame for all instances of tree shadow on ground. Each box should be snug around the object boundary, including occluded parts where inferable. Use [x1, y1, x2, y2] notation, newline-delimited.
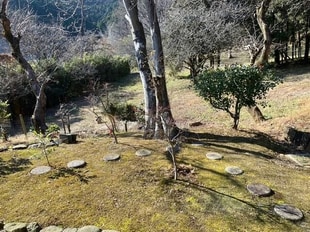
[163, 178, 291, 229]
[182, 129, 290, 160]
[0, 157, 32, 176]
[48, 167, 97, 183]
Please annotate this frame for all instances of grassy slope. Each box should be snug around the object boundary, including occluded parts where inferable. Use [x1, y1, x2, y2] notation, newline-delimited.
[0, 63, 310, 231]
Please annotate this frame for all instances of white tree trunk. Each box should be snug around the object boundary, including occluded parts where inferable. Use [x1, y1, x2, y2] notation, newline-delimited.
[123, 0, 156, 138]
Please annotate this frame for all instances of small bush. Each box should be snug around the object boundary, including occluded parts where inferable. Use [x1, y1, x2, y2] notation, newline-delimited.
[193, 65, 282, 129]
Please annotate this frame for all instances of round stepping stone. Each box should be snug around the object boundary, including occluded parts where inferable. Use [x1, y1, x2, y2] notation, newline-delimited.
[67, 160, 86, 168]
[206, 152, 223, 160]
[136, 149, 152, 157]
[247, 183, 273, 197]
[13, 144, 28, 150]
[225, 166, 244, 175]
[103, 153, 120, 161]
[30, 166, 52, 175]
[274, 204, 304, 221]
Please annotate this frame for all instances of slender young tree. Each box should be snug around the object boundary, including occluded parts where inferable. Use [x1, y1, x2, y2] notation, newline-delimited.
[0, 0, 47, 133]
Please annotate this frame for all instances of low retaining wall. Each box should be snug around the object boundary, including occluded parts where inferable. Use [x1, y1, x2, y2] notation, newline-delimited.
[0, 221, 118, 232]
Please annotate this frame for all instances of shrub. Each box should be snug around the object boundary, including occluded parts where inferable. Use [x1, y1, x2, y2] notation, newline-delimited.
[193, 65, 281, 129]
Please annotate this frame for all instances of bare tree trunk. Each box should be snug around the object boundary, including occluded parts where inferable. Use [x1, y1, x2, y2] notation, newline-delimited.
[254, 0, 272, 67]
[145, 0, 176, 139]
[1, 0, 47, 133]
[123, 0, 156, 138]
[248, 0, 272, 122]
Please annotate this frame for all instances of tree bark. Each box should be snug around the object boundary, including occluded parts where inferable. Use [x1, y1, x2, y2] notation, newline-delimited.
[1, 0, 47, 133]
[145, 0, 176, 139]
[254, 0, 272, 67]
[123, 0, 156, 138]
[248, 0, 272, 123]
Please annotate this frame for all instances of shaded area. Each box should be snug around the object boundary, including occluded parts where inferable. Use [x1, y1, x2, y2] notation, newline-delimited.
[48, 167, 97, 183]
[182, 129, 290, 160]
[163, 178, 292, 229]
[0, 157, 32, 176]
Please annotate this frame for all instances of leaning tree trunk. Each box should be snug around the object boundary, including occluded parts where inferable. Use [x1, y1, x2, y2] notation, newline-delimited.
[123, 0, 156, 139]
[248, 0, 272, 123]
[146, 0, 176, 139]
[1, 0, 47, 133]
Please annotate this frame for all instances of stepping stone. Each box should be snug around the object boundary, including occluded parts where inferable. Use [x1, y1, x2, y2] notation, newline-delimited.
[13, 144, 28, 150]
[27, 222, 41, 232]
[247, 183, 273, 197]
[67, 160, 86, 168]
[77, 225, 101, 232]
[190, 143, 205, 147]
[103, 153, 120, 161]
[206, 152, 223, 160]
[136, 149, 152, 157]
[225, 166, 244, 175]
[274, 204, 304, 221]
[30, 166, 52, 175]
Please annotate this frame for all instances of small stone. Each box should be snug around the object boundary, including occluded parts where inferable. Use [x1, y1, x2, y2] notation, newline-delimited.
[206, 152, 223, 160]
[4, 222, 27, 232]
[26, 222, 41, 232]
[30, 166, 52, 175]
[40, 226, 63, 232]
[274, 204, 304, 221]
[63, 228, 78, 232]
[12, 144, 28, 150]
[225, 166, 244, 175]
[103, 154, 120, 161]
[247, 183, 273, 197]
[77, 225, 101, 232]
[0, 146, 8, 152]
[67, 160, 86, 168]
[136, 149, 152, 157]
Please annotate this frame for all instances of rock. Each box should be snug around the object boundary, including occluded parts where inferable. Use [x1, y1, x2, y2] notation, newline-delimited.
[103, 154, 120, 161]
[206, 152, 223, 160]
[247, 183, 273, 197]
[26, 222, 41, 232]
[135, 149, 152, 157]
[4, 222, 27, 232]
[0, 220, 3, 230]
[63, 228, 78, 232]
[12, 144, 28, 150]
[30, 166, 52, 175]
[0, 146, 8, 152]
[225, 166, 244, 175]
[40, 226, 63, 232]
[67, 160, 86, 168]
[77, 225, 101, 232]
[274, 204, 304, 221]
